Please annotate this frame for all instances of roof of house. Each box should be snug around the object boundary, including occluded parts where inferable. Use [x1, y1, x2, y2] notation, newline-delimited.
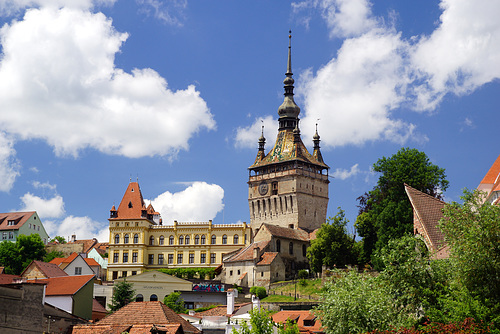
[92, 298, 107, 313]
[404, 183, 446, 251]
[110, 182, 156, 220]
[196, 303, 251, 317]
[67, 238, 99, 254]
[0, 274, 21, 284]
[84, 258, 100, 266]
[479, 154, 500, 185]
[272, 310, 324, 334]
[0, 211, 36, 231]
[257, 252, 279, 266]
[36, 274, 95, 296]
[21, 260, 68, 278]
[94, 301, 200, 334]
[261, 224, 310, 241]
[224, 240, 270, 263]
[49, 252, 82, 267]
[72, 323, 183, 334]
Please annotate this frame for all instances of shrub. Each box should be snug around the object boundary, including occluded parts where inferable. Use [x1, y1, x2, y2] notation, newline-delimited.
[250, 286, 267, 299]
[298, 269, 308, 279]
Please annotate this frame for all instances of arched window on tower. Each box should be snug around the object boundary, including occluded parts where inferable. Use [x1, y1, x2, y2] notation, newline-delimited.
[114, 234, 120, 244]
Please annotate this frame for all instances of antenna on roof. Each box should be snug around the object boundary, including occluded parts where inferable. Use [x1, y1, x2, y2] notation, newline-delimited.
[129, 175, 132, 183]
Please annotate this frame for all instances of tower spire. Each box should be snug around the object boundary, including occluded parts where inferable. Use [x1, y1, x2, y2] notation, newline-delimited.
[277, 30, 300, 130]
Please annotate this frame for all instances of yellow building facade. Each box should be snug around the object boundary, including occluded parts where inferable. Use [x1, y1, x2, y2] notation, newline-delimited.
[107, 182, 250, 281]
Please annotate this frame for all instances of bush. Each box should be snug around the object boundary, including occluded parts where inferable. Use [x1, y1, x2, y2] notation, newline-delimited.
[299, 279, 308, 287]
[250, 286, 267, 299]
[298, 269, 308, 279]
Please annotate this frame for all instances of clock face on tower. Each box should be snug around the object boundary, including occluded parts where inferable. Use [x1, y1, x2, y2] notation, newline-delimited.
[258, 181, 268, 195]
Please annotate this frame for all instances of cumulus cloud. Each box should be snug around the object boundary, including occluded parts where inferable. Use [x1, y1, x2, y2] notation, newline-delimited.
[43, 216, 109, 242]
[0, 0, 115, 15]
[0, 6, 215, 158]
[234, 115, 277, 149]
[332, 163, 360, 180]
[20, 193, 65, 218]
[0, 132, 20, 192]
[150, 182, 224, 224]
[286, 0, 500, 149]
[32, 181, 57, 190]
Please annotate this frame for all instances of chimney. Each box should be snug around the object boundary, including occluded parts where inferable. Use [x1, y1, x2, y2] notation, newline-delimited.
[71, 234, 76, 242]
[189, 310, 195, 316]
[252, 294, 261, 310]
[227, 289, 237, 315]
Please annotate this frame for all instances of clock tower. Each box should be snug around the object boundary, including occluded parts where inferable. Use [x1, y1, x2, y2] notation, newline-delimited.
[248, 32, 329, 233]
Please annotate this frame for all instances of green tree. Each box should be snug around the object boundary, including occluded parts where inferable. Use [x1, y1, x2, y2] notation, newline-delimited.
[438, 189, 500, 328]
[0, 234, 46, 274]
[355, 147, 449, 264]
[109, 279, 135, 312]
[49, 236, 67, 244]
[316, 270, 413, 334]
[307, 208, 357, 273]
[250, 286, 267, 299]
[164, 291, 186, 313]
[233, 308, 274, 334]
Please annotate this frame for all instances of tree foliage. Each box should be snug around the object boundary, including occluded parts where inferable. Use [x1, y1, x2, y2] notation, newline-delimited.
[164, 291, 186, 313]
[250, 286, 267, 299]
[307, 208, 357, 272]
[156, 267, 216, 279]
[49, 236, 67, 244]
[355, 148, 449, 264]
[44, 250, 65, 262]
[233, 308, 275, 334]
[0, 234, 46, 274]
[109, 279, 135, 312]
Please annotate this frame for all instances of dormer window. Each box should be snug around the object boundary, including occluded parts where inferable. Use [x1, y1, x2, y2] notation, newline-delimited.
[7, 220, 15, 226]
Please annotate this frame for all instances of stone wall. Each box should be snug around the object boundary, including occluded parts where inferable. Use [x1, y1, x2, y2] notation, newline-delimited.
[0, 283, 45, 333]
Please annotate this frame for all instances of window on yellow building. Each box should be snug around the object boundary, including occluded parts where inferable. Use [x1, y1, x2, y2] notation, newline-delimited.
[124, 234, 129, 244]
[222, 235, 227, 244]
[158, 254, 164, 265]
[211, 235, 216, 244]
[134, 234, 139, 243]
[201, 235, 206, 245]
[200, 253, 206, 264]
[233, 234, 239, 244]
[159, 235, 164, 245]
[189, 253, 194, 264]
[114, 234, 120, 244]
[177, 253, 183, 264]
[185, 235, 190, 245]
[123, 252, 129, 263]
[179, 235, 184, 245]
[149, 236, 154, 245]
[169, 235, 174, 245]
[211, 253, 216, 264]
[195, 235, 199, 244]
[132, 252, 138, 263]
[168, 254, 173, 264]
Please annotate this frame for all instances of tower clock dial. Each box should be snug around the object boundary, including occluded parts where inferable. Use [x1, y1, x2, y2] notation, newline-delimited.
[258, 181, 268, 195]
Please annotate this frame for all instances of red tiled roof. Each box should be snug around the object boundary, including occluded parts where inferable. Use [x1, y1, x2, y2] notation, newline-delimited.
[261, 224, 310, 241]
[68, 238, 99, 254]
[0, 274, 21, 284]
[257, 252, 278, 266]
[72, 324, 183, 334]
[49, 258, 65, 266]
[36, 275, 94, 296]
[405, 184, 446, 252]
[0, 211, 35, 231]
[272, 311, 324, 334]
[92, 298, 107, 313]
[21, 260, 68, 278]
[111, 182, 152, 220]
[84, 258, 100, 266]
[225, 240, 270, 263]
[479, 154, 500, 185]
[96, 301, 200, 334]
[197, 303, 251, 317]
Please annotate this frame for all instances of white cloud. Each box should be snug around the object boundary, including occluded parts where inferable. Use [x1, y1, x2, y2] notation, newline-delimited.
[332, 163, 360, 180]
[150, 182, 224, 224]
[32, 181, 57, 190]
[136, 0, 187, 26]
[44, 216, 109, 242]
[20, 193, 65, 218]
[0, 6, 215, 158]
[0, 0, 115, 15]
[410, 0, 500, 110]
[234, 115, 277, 149]
[0, 132, 20, 192]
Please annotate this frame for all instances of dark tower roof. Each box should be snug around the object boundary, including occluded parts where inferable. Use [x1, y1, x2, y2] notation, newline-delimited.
[250, 32, 328, 170]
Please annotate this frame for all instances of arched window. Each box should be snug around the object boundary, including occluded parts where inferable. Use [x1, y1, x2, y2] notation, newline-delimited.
[201, 235, 206, 245]
[289, 242, 294, 255]
[276, 239, 281, 252]
[133, 234, 139, 244]
[211, 235, 216, 244]
[185, 235, 190, 245]
[195, 235, 200, 245]
[149, 236, 154, 245]
[114, 234, 120, 244]
[222, 235, 227, 245]
[179, 235, 184, 245]
[169, 235, 174, 245]
[233, 234, 239, 244]
[159, 235, 164, 245]
[150, 294, 158, 301]
[136, 294, 144, 302]
[124, 234, 129, 244]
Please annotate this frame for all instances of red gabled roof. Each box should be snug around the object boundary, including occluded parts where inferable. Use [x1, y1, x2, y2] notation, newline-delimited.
[49, 258, 65, 266]
[479, 154, 500, 185]
[196, 303, 251, 317]
[272, 310, 324, 334]
[84, 258, 99, 266]
[261, 224, 310, 241]
[257, 252, 279, 266]
[50, 252, 80, 267]
[224, 240, 270, 263]
[0, 211, 36, 231]
[0, 274, 21, 284]
[21, 260, 68, 278]
[36, 275, 94, 296]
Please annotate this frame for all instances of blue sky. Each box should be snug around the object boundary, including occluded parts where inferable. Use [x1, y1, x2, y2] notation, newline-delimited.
[0, 0, 498, 242]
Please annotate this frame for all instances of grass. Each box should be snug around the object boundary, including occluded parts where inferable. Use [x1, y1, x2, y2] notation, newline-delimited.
[265, 278, 323, 301]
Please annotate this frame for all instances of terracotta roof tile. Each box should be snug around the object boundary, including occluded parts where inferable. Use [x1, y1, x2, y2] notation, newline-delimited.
[22, 260, 68, 278]
[111, 182, 153, 220]
[0, 211, 36, 231]
[0, 274, 21, 284]
[257, 252, 278, 266]
[84, 258, 100, 266]
[49, 257, 65, 266]
[93, 298, 107, 313]
[479, 154, 500, 185]
[36, 275, 95, 296]
[225, 240, 270, 263]
[97, 301, 200, 334]
[405, 184, 446, 252]
[272, 311, 323, 334]
[68, 238, 99, 253]
[261, 224, 310, 241]
[197, 303, 251, 317]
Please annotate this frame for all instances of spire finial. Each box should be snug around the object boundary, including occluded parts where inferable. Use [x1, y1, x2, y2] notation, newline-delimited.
[287, 30, 292, 75]
[278, 30, 301, 128]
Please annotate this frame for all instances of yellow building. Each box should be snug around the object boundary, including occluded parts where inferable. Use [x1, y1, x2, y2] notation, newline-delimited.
[107, 182, 250, 281]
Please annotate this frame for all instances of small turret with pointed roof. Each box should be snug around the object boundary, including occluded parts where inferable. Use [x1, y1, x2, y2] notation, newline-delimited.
[313, 123, 325, 164]
[277, 31, 301, 130]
